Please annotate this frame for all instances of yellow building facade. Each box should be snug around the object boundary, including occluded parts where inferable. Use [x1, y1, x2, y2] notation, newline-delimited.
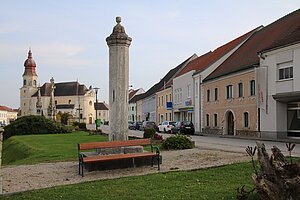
[156, 87, 173, 124]
[202, 69, 259, 137]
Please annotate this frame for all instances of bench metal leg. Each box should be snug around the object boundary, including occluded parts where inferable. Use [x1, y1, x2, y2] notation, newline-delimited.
[151, 157, 154, 167]
[81, 163, 84, 177]
[79, 163, 81, 175]
[157, 155, 160, 171]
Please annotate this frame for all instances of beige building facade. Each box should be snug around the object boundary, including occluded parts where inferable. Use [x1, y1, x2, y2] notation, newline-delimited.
[156, 87, 173, 124]
[202, 69, 259, 137]
[136, 99, 143, 122]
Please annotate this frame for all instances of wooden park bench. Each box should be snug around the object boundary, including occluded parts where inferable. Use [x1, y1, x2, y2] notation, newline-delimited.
[78, 138, 160, 177]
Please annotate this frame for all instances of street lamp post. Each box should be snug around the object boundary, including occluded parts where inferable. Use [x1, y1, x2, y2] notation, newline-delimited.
[94, 87, 100, 129]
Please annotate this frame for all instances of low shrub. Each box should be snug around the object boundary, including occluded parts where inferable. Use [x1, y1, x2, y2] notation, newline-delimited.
[143, 127, 156, 138]
[79, 123, 87, 130]
[73, 121, 80, 127]
[3, 115, 71, 140]
[162, 134, 193, 150]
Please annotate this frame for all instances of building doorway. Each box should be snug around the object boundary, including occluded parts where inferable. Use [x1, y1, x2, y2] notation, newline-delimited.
[227, 111, 234, 135]
[89, 117, 92, 124]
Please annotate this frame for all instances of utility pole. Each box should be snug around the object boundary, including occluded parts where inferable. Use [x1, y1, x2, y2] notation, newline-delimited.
[94, 87, 99, 129]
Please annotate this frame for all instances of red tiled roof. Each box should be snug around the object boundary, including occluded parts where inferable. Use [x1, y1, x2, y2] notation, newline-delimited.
[129, 89, 139, 100]
[205, 9, 300, 81]
[0, 105, 18, 112]
[175, 27, 258, 78]
[260, 23, 300, 53]
[94, 102, 109, 110]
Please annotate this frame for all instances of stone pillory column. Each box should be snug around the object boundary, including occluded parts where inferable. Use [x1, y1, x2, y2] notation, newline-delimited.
[106, 17, 132, 141]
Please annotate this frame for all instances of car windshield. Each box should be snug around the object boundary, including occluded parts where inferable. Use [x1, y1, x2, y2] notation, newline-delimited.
[182, 121, 192, 126]
[170, 122, 176, 126]
[147, 122, 155, 125]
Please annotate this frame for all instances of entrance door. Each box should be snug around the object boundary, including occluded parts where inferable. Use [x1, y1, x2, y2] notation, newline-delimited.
[227, 112, 234, 135]
[89, 117, 92, 124]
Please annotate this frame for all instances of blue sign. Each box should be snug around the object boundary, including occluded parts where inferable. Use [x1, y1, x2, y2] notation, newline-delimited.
[166, 102, 173, 110]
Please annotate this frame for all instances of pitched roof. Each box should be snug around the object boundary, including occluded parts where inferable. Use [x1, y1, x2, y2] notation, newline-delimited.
[129, 93, 145, 103]
[32, 81, 88, 97]
[204, 9, 300, 81]
[129, 89, 139, 100]
[175, 27, 259, 78]
[260, 22, 300, 53]
[94, 102, 109, 110]
[0, 105, 18, 112]
[142, 54, 197, 99]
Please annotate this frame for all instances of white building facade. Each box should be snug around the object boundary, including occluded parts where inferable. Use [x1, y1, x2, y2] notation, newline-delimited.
[259, 42, 300, 139]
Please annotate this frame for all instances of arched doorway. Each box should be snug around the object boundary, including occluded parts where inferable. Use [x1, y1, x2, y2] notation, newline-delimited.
[227, 111, 234, 135]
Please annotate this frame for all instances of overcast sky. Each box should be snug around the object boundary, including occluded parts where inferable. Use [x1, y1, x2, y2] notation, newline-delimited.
[1, 0, 299, 108]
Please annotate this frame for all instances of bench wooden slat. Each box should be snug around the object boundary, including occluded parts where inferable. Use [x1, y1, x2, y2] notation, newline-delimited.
[79, 139, 152, 150]
[83, 152, 157, 163]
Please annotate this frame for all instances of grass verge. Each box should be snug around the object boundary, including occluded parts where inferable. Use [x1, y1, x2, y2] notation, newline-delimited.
[2, 162, 259, 200]
[2, 131, 108, 166]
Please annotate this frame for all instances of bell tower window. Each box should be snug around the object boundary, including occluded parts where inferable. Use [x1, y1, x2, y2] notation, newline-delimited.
[23, 80, 26, 86]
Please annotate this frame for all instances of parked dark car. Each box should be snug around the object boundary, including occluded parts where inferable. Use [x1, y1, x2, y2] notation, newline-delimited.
[130, 121, 143, 130]
[140, 121, 157, 131]
[171, 121, 195, 134]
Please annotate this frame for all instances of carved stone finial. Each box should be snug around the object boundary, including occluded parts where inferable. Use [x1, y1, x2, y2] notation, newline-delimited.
[116, 17, 121, 24]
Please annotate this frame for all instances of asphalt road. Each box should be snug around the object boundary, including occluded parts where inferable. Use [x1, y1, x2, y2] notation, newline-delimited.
[95, 124, 300, 157]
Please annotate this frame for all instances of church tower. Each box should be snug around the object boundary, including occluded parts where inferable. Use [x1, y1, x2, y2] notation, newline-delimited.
[20, 49, 38, 116]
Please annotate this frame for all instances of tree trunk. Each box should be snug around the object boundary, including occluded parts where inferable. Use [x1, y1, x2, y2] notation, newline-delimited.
[253, 142, 300, 200]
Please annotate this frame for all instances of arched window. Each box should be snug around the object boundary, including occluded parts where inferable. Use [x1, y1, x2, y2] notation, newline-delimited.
[33, 80, 37, 86]
[23, 80, 26, 86]
[244, 112, 249, 128]
[206, 114, 210, 127]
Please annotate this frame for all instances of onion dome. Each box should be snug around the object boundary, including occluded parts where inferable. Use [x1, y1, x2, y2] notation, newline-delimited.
[23, 49, 37, 76]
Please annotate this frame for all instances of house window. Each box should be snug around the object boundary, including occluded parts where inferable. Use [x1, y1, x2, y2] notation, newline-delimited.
[250, 80, 255, 96]
[206, 114, 210, 127]
[89, 101, 92, 106]
[195, 82, 198, 97]
[226, 85, 233, 99]
[244, 112, 249, 128]
[279, 66, 293, 80]
[158, 97, 160, 107]
[187, 84, 191, 98]
[132, 106, 134, 111]
[169, 94, 172, 102]
[206, 89, 210, 102]
[162, 96, 164, 107]
[238, 83, 243, 98]
[214, 88, 218, 101]
[166, 95, 168, 103]
[278, 62, 293, 80]
[214, 113, 218, 127]
[165, 113, 168, 121]
[169, 113, 172, 121]
[103, 112, 105, 117]
[80, 114, 83, 119]
[55, 100, 57, 105]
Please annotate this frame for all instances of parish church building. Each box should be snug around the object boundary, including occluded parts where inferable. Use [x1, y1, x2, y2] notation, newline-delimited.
[20, 49, 97, 124]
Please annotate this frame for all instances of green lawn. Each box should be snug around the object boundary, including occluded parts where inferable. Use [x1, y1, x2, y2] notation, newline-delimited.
[2, 131, 108, 165]
[2, 162, 259, 200]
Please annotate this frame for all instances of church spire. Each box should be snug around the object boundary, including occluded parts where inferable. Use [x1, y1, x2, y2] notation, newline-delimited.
[23, 48, 37, 76]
